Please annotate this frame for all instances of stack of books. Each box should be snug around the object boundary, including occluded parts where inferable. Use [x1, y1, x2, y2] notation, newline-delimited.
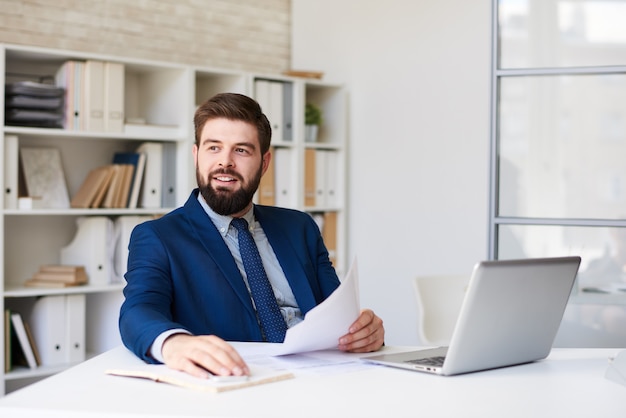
[24, 265, 88, 288]
[70, 152, 146, 209]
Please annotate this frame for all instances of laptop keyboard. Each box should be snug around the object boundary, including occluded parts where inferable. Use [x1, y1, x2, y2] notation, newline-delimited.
[405, 356, 446, 367]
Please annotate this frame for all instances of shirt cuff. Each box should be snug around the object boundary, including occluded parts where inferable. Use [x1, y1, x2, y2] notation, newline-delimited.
[150, 328, 191, 363]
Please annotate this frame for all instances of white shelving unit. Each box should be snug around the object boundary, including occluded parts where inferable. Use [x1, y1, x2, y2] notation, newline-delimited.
[1, 44, 347, 395]
[249, 74, 348, 273]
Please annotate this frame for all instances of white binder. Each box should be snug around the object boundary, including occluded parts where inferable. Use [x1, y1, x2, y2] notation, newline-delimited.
[83, 60, 105, 131]
[3, 135, 18, 209]
[29, 294, 86, 366]
[136, 142, 163, 208]
[274, 148, 295, 208]
[254, 80, 284, 141]
[29, 295, 66, 366]
[325, 151, 340, 207]
[61, 216, 114, 284]
[65, 294, 86, 363]
[315, 150, 328, 208]
[161, 142, 177, 208]
[268, 81, 284, 141]
[104, 61, 124, 132]
[113, 216, 153, 282]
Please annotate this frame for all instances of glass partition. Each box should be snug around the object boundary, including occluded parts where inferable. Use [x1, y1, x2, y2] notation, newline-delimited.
[499, 0, 626, 69]
[498, 74, 626, 219]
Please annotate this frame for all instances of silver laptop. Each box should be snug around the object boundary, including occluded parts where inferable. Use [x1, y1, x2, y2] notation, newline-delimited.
[363, 256, 581, 376]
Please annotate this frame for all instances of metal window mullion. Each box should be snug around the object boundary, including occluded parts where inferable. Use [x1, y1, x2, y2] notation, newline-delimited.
[494, 217, 626, 228]
[496, 65, 626, 77]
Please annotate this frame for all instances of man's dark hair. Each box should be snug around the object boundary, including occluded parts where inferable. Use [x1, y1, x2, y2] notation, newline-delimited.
[194, 93, 272, 154]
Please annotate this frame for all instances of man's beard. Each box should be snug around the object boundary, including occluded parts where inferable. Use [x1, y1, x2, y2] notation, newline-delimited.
[197, 165, 262, 216]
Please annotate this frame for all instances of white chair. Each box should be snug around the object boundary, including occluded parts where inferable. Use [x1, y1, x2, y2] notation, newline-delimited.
[413, 274, 470, 346]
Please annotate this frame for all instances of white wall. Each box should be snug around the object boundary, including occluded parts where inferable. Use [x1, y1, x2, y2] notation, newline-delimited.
[292, 0, 492, 345]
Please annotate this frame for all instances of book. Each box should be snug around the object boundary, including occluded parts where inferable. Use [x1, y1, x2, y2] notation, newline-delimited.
[27, 265, 87, 287]
[19, 147, 70, 209]
[90, 166, 116, 208]
[31, 271, 86, 283]
[322, 212, 338, 266]
[257, 146, 276, 205]
[136, 142, 163, 208]
[304, 148, 317, 207]
[3, 309, 10, 373]
[105, 364, 294, 393]
[10, 312, 38, 369]
[40, 264, 87, 274]
[102, 164, 125, 209]
[24, 280, 83, 288]
[115, 164, 134, 208]
[71, 165, 116, 208]
[23, 320, 42, 367]
[112, 152, 146, 208]
[127, 153, 146, 209]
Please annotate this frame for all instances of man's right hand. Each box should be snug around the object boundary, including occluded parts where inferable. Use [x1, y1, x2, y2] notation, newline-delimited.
[161, 334, 249, 379]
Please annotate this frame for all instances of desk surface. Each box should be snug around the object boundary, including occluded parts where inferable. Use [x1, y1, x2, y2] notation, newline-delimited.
[0, 346, 624, 418]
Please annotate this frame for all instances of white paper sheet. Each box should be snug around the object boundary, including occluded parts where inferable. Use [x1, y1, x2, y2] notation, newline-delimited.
[237, 258, 360, 357]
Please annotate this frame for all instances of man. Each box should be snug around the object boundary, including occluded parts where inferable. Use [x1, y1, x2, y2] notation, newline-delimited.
[119, 93, 384, 379]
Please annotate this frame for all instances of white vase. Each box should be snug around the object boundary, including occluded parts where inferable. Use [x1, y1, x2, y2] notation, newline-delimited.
[305, 124, 319, 142]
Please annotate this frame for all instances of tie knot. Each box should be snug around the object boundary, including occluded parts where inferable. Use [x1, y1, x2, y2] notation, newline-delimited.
[231, 217, 249, 232]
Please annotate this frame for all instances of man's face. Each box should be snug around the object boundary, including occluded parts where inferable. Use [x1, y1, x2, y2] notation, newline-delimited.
[193, 118, 270, 217]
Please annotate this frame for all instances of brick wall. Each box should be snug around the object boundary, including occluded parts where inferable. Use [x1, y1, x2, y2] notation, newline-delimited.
[0, 0, 291, 73]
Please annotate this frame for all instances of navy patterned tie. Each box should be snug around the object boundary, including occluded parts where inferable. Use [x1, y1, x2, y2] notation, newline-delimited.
[231, 217, 287, 343]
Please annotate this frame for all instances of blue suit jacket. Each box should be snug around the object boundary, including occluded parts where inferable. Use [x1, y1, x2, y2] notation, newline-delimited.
[119, 189, 341, 363]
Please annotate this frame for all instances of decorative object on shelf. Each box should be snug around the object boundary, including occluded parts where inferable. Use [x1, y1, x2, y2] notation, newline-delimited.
[305, 103, 322, 142]
[19, 147, 70, 209]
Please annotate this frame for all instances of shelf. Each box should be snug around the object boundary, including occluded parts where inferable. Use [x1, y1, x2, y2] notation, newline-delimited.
[4, 351, 101, 381]
[3, 125, 185, 141]
[4, 283, 125, 298]
[3, 208, 169, 216]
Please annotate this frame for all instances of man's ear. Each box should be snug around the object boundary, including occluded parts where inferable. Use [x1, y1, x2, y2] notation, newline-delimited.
[261, 150, 272, 176]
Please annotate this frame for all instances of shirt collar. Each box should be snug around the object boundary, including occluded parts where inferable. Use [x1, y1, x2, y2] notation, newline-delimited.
[197, 193, 255, 238]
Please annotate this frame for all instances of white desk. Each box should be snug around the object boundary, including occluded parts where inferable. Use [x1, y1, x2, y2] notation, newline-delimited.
[0, 346, 624, 417]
